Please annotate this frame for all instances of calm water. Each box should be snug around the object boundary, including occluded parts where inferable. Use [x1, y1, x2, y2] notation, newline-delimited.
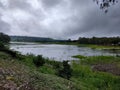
[10, 42, 120, 61]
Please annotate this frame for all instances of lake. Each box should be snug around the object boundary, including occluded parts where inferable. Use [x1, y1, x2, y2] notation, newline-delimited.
[10, 42, 120, 61]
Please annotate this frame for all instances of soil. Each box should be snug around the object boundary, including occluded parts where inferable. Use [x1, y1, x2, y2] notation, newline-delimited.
[92, 63, 120, 76]
[0, 68, 34, 90]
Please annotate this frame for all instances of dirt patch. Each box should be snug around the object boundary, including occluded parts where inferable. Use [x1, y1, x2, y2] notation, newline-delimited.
[0, 67, 34, 90]
[92, 64, 120, 76]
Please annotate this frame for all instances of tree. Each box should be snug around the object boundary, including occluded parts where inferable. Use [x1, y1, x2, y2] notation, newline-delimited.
[77, 37, 120, 45]
[94, 0, 118, 13]
[0, 32, 10, 44]
[33, 55, 45, 67]
[68, 39, 72, 42]
[58, 61, 72, 80]
[0, 42, 5, 49]
[0, 32, 10, 50]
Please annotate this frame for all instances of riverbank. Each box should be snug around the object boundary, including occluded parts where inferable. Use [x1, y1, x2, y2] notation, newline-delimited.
[0, 51, 79, 90]
[54, 42, 120, 50]
[71, 55, 120, 89]
[10, 42, 120, 61]
[37, 41, 120, 51]
[10, 41, 120, 50]
[77, 44, 120, 50]
[0, 49, 120, 90]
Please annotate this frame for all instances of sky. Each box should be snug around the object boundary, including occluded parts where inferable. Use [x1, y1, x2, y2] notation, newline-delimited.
[0, 0, 119, 39]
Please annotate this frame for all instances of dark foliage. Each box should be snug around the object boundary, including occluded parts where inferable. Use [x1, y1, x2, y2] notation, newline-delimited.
[0, 46, 17, 58]
[94, 0, 118, 13]
[0, 42, 5, 49]
[0, 33, 21, 58]
[10, 36, 68, 43]
[78, 37, 120, 45]
[10, 36, 54, 42]
[58, 61, 72, 80]
[54, 62, 61, 70]
[33, 55, 45, 67]
[0, 32, 10, 44]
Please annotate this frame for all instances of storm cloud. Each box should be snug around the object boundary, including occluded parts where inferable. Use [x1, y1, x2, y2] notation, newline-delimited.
[0, 0, 119, 39]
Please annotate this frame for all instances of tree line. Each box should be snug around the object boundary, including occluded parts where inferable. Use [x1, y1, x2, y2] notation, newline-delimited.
[77, 37, 120, 45]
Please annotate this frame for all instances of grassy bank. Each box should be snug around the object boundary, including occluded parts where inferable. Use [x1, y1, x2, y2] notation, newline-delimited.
[72, 55, 120, 90]
[0, 48, 120, 90]
[0, 51, 79, 90]
[77, 44, 120, 50]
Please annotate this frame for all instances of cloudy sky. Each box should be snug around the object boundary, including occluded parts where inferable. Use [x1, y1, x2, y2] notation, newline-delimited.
[0, 0, 119, 39]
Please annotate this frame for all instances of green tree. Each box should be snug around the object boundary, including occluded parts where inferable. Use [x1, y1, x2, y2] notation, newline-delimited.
[33, 55, 45, 67]
[58, 61, 72, 80]
[0, 32, 10, 50]
[0, 32, 10, 44]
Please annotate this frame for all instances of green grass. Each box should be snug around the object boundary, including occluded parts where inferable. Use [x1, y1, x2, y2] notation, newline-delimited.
[37, 64, 56, 74]
[78, 44, 120, 50]
[20, 53, 120, 90]
[1, 49, 120, 90]
[72, 55, 87, 59]
[0, 52, 80, 90]
[71, 55, 120, 90]
[73, 55, 120, 66]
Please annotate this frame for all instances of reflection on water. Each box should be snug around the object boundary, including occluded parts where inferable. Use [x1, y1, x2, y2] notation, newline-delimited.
[10, 42, 120, 61]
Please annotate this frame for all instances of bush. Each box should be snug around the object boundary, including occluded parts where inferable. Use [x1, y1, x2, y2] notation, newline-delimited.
[0, 32, 10, 44]
[58, 61, 72, 80]
[33, 55, 45, 67]
[0, 42, 5, 49]
[0, 42, 18, 58]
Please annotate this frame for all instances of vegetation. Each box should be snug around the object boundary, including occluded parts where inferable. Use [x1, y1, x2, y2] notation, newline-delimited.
[0, 32, 10, 44]
[71, 55, 120, 90]
[94, 0, 118, 13]
[10, 36, 67, 43]
[0, 32, 19, 58]
[72, 37, 120, 50]
[33, 55, 45, 67]
[0, 33, 120, 89]
[10, 35, 120, 51]
[57, 61, 72, 80]
[77, 37, 120, 45]
[78, 44, 120, 50]
[0, 52, 79, 90]
[1, 49, 120, 90]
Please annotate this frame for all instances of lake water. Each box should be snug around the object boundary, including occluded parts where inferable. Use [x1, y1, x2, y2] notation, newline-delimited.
[10, 42, 120, 61]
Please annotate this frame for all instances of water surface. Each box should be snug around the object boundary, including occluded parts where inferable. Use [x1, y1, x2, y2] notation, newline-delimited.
[10, 42, 120, 61]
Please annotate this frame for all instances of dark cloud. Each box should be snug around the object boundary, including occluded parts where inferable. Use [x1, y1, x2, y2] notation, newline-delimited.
[0, 19, 10, 33]
[0, 2, 3, 8]
[60, 0, 120, 38]
[0, 0, 119, 39]
[41, 0, 62, 8]
[8, 0, 31, 9]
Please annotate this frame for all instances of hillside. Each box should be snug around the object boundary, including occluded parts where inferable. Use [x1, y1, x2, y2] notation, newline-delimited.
[0, 51, 79, 90]
[10, 36, 67, 42]
[10, 36, 54, 42]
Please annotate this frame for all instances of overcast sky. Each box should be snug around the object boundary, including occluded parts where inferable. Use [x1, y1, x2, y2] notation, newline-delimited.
[0, 0, 119, 39]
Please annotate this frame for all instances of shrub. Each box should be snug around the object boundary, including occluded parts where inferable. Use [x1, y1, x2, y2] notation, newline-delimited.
[0, 42, 7, 50]
[33, 55, 45, 67]
[0, 32, 10, 44]
[58, 61, 72, 80]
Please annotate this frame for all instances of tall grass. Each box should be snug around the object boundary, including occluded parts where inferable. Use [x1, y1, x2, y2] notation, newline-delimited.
[71, 55, 120, 90]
